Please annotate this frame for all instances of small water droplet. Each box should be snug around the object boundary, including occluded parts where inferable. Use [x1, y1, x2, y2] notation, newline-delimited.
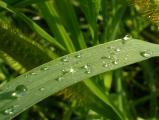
[4, 108, 14, 115]
[108, 46, 115, 50]
[103, 63, 108, 67]
[85, 69, 91, 74]
[62, 69, 68, 75]
[40, 67, 49, 71]
[11, 85, 28, 98]
[122, 35, 131, 43]
[75, 53, 81, 58]
[101, 56, 111, 59]
[56, 76, 64, 82]
[25, 74, 28, 78]
[112, 60, 118, 65]
[82, 64, 91, 74]
[140, 50, 152, 58]
[115, 48, 120, 52]
[30, 72, 37, 75]
[39, 87, 45, 91]
[69, 67, 75, 73]
[61, 56, 69, 62]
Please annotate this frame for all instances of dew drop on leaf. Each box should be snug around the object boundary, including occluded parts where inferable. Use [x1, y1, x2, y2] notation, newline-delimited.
[82, 64, 91, 74]
[39, 87, 45, 91]
[4, 107, 14, 115]
[140, 50, 152, 58]
[61, 56, 69, 62]
[103, 63, 108, 67]
[56, 76, 64, 82]
[40, 67, 49, 71]
[75, 53, 81, 58]
[101, 56, 111, 59]
[115, 48, 120, 52]
[11, 85, 28, 98]
[122, 35, 132, 43]
[85, 69, 91, 74]
[30, 72, 37, 75]
[112, 60, 118, 65]
[69, 67, 75, 73]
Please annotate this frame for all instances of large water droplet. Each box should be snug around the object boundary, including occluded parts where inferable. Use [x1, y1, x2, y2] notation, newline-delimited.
[140, 50, 152, 58]
[4, 108, 14, 115]
[11, 85, 28, 98]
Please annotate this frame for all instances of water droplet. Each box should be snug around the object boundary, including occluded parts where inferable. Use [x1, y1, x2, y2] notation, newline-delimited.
[82, 64, 91, 74]
[101, 56, 111, 59]
[25, 74, 28, 78]
[61, 56, 69, 62]
[62, 69, 68, 75]
[112, 60, 118, 65]
[122, 35, 131, 43]
[4, 108, 14, 115]
[103, 63, 108, 67]
[83, 65, 90, 69]
[85, 69, 91, 74]
[124, 57, 128, 60]
[40, 67, 49, 71]
[56, 76, 64, 82]
[11, 85, 28, 98]
[39, 87, 45, 91]
[140, 50, 152, 58]
[75, 53, 81, 58]
[30, 72, 37, 75]
[69, 67, 75, 73]
[115, 48, 120, 52]
[107, 46, 115, 50]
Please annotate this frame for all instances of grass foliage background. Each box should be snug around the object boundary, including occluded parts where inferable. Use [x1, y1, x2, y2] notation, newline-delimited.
[0, 0, 159, 119]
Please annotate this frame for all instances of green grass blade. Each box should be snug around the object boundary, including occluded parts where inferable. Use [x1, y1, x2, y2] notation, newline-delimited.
[79, 0, 101, 42]
[36, 0, 75, 53]
[0, 39, 159, 119]
[54, 0, 87, 50]
[0, 1, 66, 51]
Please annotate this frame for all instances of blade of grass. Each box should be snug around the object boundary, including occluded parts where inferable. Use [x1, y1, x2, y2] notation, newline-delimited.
[141, 62, 158, 120]
[0, 39, 159, 119]
[36, 0, 75, 53]
[54, 0, 87, 50]
[0, 1, 66, 52]
[79, 0, 101, 43]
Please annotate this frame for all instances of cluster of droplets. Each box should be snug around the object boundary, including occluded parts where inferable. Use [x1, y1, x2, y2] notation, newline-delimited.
[4, 105, 19, 115]
[82, 64, 91, 74]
